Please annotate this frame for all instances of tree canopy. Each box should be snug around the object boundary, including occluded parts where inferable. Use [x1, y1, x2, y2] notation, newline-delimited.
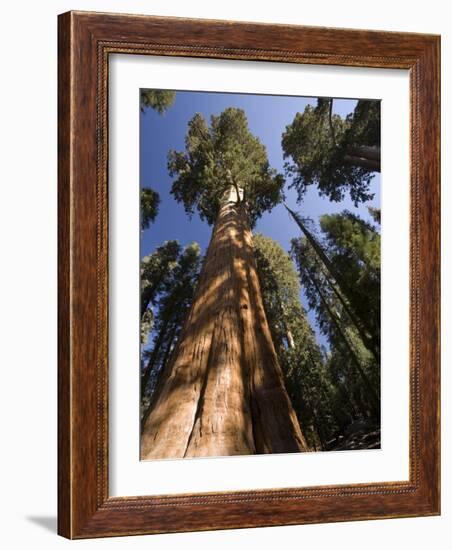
[319, 210, 381, 349]
[167, 108, 284, 226]
[140, 187, 160, 231]
[140, 240, 181, 337]
[282, 99, 380, 205]
[254, 233, 302, 349]
[140, 89, 176, 114]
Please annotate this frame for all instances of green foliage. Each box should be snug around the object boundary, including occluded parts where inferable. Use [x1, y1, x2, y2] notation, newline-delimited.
[286, 205, 380, 361]
[282, 99, 380, 205]
[140, 187, 160, 230]
[346, 100, 380, 148]
[140, 89, 176, 114]
[368, 206, 381, 225]
[253, 233, 301, 349]
[291, 214, 380, 420]
[141, 240, 181, 325]
[141, 242, 202, 418]
[319, 211, 381, 347]
[168, 108, 284, 226]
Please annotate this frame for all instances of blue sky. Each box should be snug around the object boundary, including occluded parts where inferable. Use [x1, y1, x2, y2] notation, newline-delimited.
[140, 90, 380, 349]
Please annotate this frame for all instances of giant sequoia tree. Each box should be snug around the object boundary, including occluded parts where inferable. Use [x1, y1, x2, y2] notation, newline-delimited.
[141, 108, 308, 459]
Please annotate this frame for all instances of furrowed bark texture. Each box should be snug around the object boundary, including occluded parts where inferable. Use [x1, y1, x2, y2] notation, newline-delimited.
[141, 190, 308, 459]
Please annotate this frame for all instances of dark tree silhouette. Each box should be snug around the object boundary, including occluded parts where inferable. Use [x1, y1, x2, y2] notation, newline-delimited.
[140, 187, 160, 231]
[140, 241, 181, 344]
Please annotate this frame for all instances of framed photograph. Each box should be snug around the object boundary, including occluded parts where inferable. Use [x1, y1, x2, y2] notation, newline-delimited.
[58, 11, 440, 538]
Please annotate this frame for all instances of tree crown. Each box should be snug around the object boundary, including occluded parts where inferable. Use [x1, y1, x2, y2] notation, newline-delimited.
[140, 89, 176, 114]
[140, 187, 160, 230]
[168, 108, 284, 226]
[282, 99, 380, 205]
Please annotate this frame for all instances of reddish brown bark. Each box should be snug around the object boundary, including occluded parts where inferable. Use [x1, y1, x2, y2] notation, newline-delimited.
[141, 189, 309, 459]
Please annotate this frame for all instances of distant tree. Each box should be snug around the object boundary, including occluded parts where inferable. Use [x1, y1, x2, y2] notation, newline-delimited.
[141, 242, 202, 422]
[253, 233, 302, 351]
[282, 99, 380, 205]
[141, 108, 308, 460]
[140, 89, 176, 114]
[140, 240, 181, 344]
[319, 210, 381, 356]
[140, 187, 160, 231]
[284, 204, 380, 362]
[368, 206, 381, 225]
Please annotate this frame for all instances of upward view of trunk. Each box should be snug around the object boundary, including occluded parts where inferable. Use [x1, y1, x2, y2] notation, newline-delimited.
[141, 187, 309, 459]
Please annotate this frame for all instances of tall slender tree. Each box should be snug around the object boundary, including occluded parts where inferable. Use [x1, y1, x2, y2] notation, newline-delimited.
[140, 241, 181, 344]
[284, 204, 380, 361]
[291, 236, 380, 418]
[319, 210, 381, 354]
[141, 108, 308, 459]
[139, 186, 163, 344]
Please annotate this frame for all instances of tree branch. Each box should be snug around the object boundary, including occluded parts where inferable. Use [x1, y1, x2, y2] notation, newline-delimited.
[346, 145, 381, 162]
[328, 98, 337, 147]
[343, 154, 380, 173]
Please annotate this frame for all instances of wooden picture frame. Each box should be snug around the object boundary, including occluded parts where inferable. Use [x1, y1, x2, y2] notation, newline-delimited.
[58, 10, 440, 539]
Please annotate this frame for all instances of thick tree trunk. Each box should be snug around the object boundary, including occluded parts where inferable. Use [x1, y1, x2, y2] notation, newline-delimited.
[141, 187, 309, 459]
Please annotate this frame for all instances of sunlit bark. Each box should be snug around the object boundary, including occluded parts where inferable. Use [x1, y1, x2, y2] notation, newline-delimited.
[141, 187, 308, 459]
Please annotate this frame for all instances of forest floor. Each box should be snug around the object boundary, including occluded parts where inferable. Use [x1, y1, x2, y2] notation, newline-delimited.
[325, 419, 381, 451]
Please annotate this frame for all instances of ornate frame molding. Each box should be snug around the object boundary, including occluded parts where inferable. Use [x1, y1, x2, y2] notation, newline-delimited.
[58, 11, 440, 538]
